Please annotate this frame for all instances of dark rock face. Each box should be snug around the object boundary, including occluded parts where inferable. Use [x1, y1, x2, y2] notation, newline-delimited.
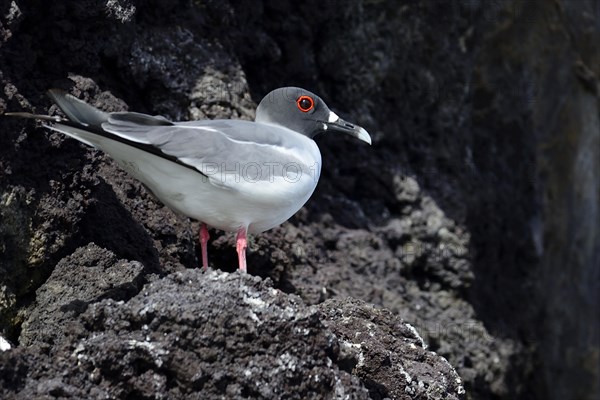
[0, 0, 598, 399]
[1, 269, 465, 399]
[318, 298, 465, 400]
[18, 243, 146, 349]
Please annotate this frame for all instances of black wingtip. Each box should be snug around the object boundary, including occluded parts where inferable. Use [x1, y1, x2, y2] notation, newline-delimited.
[47, 88, 67, 96]
[46, 88, 68, 104]
[46, 89, 109, 127]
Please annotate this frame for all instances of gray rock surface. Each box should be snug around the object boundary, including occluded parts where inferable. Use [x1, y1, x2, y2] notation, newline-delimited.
[19, 243, 146, 348]
[318, 298, 465, 400]
[0, 0, 598, 399]
[1, 269, 465, 399]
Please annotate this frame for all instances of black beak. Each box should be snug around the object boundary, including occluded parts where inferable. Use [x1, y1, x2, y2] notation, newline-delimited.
[322, 111, 372, 144]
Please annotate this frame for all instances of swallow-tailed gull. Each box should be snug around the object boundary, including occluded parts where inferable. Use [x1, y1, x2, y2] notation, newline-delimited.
[6, 87, 371, 272]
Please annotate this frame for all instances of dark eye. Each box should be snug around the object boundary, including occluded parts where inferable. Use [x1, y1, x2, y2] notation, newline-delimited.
[296, 95, 314, 112]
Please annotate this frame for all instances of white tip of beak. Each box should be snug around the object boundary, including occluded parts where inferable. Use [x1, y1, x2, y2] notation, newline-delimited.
[357, 127, 372, 145]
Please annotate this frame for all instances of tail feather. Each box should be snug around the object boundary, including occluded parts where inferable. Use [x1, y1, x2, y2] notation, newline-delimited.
[47, 89, 109, 127]
[4, 112, 63, 122]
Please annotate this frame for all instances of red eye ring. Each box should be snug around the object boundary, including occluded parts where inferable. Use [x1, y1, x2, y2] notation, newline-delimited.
[296, 95, 314, 112]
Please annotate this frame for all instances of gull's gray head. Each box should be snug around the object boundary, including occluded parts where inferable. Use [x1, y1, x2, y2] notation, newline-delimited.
[255, 87, 371, 145]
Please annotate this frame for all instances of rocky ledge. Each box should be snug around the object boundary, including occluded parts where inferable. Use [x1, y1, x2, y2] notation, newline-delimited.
[1, 1, 598, 399]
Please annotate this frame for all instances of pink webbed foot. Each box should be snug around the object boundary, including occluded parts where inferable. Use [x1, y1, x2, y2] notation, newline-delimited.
[199, 223, 210, 271]
[236, 227, 248, 273]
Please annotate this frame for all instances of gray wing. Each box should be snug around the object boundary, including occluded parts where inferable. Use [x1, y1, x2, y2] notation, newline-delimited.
[42, 91, 314, 191]
[102, 116, 316, 190]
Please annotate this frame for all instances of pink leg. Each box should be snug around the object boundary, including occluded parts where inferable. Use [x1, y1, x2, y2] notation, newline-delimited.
[199, 223, 210, 271]
[236, 227, 248, 273]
